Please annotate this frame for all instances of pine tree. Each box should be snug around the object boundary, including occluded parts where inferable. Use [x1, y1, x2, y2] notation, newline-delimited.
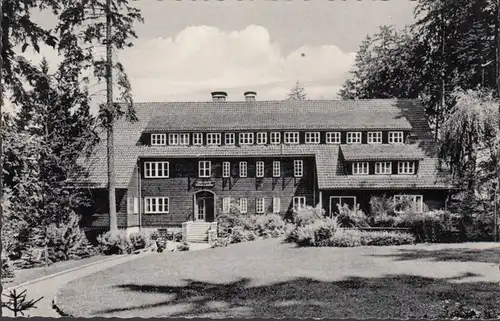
[56, 0, 143, 233]
[287, 81, 308, 100]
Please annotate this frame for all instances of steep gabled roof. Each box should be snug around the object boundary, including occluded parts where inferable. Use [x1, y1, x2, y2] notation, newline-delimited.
[141, 99, 426, 132]
[79, 98, 448, 190]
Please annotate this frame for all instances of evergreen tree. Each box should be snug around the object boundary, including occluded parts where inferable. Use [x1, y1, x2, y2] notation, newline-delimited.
[56, 0, 143, 233]
[287, 81, 308, 100]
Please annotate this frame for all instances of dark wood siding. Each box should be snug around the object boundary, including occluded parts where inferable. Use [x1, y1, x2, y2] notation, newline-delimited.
[139, 157, 317, 227]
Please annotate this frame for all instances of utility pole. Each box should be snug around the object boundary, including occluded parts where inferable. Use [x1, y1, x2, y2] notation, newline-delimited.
[106, 0, 118, 233]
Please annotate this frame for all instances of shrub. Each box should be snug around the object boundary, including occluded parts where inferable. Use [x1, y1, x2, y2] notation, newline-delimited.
[177, 243, 190, 251]
[292, 206, 324, 226]
[42, 213, 97, 262]
[230, 226, 247, 243]
[336, 204, 369, 228]
[251, 214, 286, 237]
[286, 217, 339, 247]
[129, 231, 156, 251]
[397, 210, 461, 243]
[217, 212, 246, 237]
[369, 194, 396, 216]
[359, 231, 415, 246]
[150, 230, 160, 241]
[329, 229, 414, 247]
[97, 230, 132, 255]
[328, 229, 363, 247]
[212, 237, 230, 248]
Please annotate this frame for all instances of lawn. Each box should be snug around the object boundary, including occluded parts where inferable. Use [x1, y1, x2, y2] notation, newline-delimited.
[57, 239, 500, 318]
[6, 255, 108, 288]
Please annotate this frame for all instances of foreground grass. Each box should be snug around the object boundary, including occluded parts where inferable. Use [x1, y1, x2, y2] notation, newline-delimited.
[6, 255, 107, 287]
[57, 239, 500, 318]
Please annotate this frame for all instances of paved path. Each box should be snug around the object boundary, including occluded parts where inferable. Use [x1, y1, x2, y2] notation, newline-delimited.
[1, 252, 153, 317]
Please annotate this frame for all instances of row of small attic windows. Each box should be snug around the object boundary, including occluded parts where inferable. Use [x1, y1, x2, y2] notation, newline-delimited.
[150, 131, 406, 146]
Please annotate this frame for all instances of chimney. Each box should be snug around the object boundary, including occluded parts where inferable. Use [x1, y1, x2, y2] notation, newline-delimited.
[244, 91, 257, 102]
[211, 91, 227, 102]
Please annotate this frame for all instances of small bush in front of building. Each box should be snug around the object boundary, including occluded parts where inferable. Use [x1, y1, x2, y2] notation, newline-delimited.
[360, 230, 415, 246]
[129, 231, 157, 251]
[286, 217, 339, 247]
[212, 237, 230, 248]
[336, 204, 370, 228]
[176, 242, 190, 251]
[97, 230, 132, 255]
[328, 229, 363, 247]
[329, 229, 414, 247]
[229, 226, 247, 243]
[292, 206, 324, 227]
[396, 210, 461, 243]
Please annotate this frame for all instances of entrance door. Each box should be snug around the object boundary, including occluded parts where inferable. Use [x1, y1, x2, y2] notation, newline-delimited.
[195, 191, 215, 222]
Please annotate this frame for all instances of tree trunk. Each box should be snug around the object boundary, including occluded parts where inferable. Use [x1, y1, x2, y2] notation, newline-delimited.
[106, 0, 118, 234]
[496, 0, 500, 242]
[0, 0, 4, 314]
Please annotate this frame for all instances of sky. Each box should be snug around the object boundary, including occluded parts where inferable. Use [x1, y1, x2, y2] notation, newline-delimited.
[20, 0, 417, 110]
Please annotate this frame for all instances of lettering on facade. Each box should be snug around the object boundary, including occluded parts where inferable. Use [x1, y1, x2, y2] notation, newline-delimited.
[194, 179, 215, 188]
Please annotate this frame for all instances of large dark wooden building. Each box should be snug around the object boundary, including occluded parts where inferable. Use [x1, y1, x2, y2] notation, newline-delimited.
[81, 91, 450, 236]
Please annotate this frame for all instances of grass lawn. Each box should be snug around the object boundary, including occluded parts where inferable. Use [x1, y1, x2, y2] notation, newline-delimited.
[57, 239, 500, 318]
[5, 255, 108, 288]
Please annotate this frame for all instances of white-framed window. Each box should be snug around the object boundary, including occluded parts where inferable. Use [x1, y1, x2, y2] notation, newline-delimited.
[145, 197, 169, 214]
[284, 132, 299, 144]
[179, 133, 190, 145]
[367, 132, 382, 144]
[239, 198, 248, 214]
[352, 162, 369, 175]
[330, 196, 356, 215]
[193, 133, 203, 145]
[398, 161, 415, 174]
[222, 197, 231, 213]
[256, 198, 265, 214]
[256, 132, 267, 145]
[198, 160, 211, 178]
[375, 161, 392, 174]
[270, 132, 281, 144]
[273, 197, 281, 214]
[222, 161, 231, 178]
[225, 133, 235, 145]
[394, 195, 424, 213]
[347, 132, 362, 144]
[206, 133, 221, 145]
[294, 160, 304, 177]
[293, 196, 306, 211]
[326, 132, 341, 144]
[151, 134, 166, 146]
[127, 196, 139, 214]
[389, 131, 404, 144]
[144, 161, 169, 178]
[273, 161, 281, 177]
[168, 133, 179, 145]
[256, 161, 265, 178]
[239, 132, 254, 145]
[305, 132, 320, 144]
[239, 161, 247, 177]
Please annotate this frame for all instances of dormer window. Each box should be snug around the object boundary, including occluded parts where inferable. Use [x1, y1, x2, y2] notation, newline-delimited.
[168, 133, 179, 145]
[367, 132, 382, 144]
[207, 133, 221, 145]
[305, 132, 320, 144]
[398, 161, 415, 174]
[389, 131, 404, 144]
[352, 162, 369, 175]
[375, 161, 392, 174]
[326, 132, 341, 144]
[270, 132, 281, 144]
[347, 132, 362, 144]
[193, 133, 203, 145]
[179, 133, 190, 145]
[284, 132, 299, 144]
[151, 134, 166, 146]
[239, 132, 254, 145]
[225, 133, 235, 145]
[256, 132, 267, 145]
